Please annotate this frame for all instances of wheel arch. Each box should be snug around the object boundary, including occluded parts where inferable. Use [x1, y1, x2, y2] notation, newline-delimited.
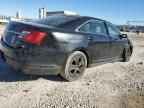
[77, 49, 90, 67]
[129, 45, 133, 55]
[67, 47, 90, 68]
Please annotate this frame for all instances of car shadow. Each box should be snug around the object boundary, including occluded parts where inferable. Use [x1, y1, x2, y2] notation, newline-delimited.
[0, 59, 64, 82]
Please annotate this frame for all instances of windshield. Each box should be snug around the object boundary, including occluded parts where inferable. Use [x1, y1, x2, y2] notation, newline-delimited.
[32, 15, 78, 26]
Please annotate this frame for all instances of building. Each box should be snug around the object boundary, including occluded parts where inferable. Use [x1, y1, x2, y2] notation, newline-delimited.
[117, 25, 144, 33]
[39, 8, 46, 18]
[0, 15, 10, 24]
[0, 15, 32, 25]
[16, 10, 21, 19]
[0, 16, 22, 24]
[39, 8, 79, 18]
[46, 11, 78, 17]
[46, 11, 65, 17]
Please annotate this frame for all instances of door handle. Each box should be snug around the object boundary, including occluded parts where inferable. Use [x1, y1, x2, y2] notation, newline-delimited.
[111, 38, 118, 41]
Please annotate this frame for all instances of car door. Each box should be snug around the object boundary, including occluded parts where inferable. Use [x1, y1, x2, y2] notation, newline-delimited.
[78, 20, 111, 62]
[106, 22, 125, 59]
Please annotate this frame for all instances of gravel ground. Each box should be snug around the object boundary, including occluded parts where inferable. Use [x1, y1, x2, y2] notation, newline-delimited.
[0, 25, 144, 108]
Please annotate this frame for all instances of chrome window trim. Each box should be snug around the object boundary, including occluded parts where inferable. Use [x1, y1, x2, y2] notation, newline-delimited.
[75, 20, 91, 32]
[75, 19, 107, 35]
[6, 30, 22, 35]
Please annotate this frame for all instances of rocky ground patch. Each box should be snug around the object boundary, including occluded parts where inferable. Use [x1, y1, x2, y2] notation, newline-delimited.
[0, 25, 144, 108]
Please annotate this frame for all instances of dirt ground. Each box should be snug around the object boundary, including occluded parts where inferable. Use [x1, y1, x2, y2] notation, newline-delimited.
[0, 25, 144, 108]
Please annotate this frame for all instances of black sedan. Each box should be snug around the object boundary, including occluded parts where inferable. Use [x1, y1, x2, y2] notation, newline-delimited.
[0, 14, 133, 81]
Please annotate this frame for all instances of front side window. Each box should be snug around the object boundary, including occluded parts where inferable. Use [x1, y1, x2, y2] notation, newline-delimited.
[78, 20, 107, 35]
[106, 22, 120, 38]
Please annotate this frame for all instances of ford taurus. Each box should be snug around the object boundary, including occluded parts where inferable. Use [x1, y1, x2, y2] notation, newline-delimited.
[0, 14, 133, 81]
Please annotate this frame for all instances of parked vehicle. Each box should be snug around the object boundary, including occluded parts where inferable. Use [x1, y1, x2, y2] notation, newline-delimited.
[0, 14, 133, 81]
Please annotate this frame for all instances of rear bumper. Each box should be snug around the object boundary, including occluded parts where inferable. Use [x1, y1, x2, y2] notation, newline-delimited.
[0, 39, 65, 75]
[5, 56, 61, 75]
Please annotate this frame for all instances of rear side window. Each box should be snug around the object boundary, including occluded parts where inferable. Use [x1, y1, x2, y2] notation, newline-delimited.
[79, 23, 91, 33]
[78, 20, 107, 35]
[32, 15, 78, 26]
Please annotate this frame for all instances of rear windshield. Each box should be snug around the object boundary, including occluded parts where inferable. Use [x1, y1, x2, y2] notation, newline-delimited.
[32, 15, 78, 26]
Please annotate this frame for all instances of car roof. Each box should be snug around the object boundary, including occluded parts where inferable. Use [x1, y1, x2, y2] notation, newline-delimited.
[56, 14, 106, 22]
[57, 15, 109, 31]
[80, 16, 107, 22]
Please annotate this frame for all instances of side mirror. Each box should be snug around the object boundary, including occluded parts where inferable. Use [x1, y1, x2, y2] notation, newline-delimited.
[120, 34, 128, 38]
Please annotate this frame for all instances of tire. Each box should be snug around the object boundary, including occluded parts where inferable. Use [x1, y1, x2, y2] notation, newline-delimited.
[0, 52, 2, 62]
[0, 51, 5, 62]
[60, 51, 87, 81]
[122, 47, 132, 62]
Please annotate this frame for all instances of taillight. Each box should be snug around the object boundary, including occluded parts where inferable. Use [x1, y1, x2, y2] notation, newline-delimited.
[23, 31, 46, 44]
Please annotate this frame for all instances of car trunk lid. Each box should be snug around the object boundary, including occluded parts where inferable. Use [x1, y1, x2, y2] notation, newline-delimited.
[3, 21, 35, 48]
[2, 21, 53, 48]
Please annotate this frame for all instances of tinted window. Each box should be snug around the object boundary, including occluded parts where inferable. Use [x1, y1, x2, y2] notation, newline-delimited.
[79, 23, 91, 33]
[90, 21, 107, 35]
[78, 20, 107, 35]
[106, 23, 120, 37]
[32, 15, 78, 26]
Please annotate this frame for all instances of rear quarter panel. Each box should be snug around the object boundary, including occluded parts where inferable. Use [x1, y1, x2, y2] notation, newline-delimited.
[52, 31, 93, 65]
